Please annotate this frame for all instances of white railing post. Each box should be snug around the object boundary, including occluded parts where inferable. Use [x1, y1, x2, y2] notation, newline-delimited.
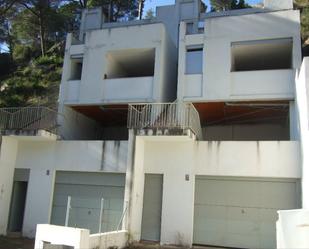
[65, 195, 71, 227]
[117, 201, 128, 231]
[99, 198, 104, 233]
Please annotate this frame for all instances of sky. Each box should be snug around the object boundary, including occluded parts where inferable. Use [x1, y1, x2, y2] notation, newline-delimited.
[144, 0, 263, 13]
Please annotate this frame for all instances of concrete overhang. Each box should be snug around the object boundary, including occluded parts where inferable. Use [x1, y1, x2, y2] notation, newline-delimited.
[194, 101, 290, 126]
[72, 105, 128, 126]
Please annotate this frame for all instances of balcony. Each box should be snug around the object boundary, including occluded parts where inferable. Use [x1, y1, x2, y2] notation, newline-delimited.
[230, 69, 295, 99]
[229, 38, 295, 99]
[102, 76, 154, 103]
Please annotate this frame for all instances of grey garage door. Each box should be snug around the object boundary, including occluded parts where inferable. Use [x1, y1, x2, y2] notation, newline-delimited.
[193, 177, 300, 249]
[51, 171, 125, 234]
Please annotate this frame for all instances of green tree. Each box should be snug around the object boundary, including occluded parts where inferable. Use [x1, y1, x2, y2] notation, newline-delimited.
[0, 55, 63, 107]
[144, 8, 154, 19]
[210, 0, 250, 11]
[294, 0, 309, 45]
[85, 0, 141, 21]
[58, 1, 82, 32]
[0, 0, 65, 56]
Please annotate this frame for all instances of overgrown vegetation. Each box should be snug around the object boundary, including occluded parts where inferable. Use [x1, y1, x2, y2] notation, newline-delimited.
[294, 0, 309, 53]
[210, 0, 250, 11]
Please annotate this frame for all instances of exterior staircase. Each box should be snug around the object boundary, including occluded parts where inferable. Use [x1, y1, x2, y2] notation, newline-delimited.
[0, 106, 63, 138]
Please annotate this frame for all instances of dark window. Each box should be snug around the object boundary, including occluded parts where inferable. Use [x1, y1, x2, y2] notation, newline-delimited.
[231, 38, 293, 72]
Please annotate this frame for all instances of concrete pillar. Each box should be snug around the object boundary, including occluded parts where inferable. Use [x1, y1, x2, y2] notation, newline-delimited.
[23, 169, 56, 237]
[0, 137, 19, 235]
[126, 136, 146, 242]
[289, 101, 300, 141]
[122, 129, 135, 231]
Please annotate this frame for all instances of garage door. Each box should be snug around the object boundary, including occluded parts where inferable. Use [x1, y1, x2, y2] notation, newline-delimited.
[51, 171, 125, 234]
[193, 177, 300, 249]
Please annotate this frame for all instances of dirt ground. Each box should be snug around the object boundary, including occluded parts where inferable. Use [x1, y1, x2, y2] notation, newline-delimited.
[0, 236, 34, 249]
[0, 236, 226, 249]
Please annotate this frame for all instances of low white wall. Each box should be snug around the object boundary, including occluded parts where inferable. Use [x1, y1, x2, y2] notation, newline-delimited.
[128, 137, 301, 246]
[35, 224, 127, 249]
[89, 230, 128, 249]
[34, 224, 90, 249]
[277, 209, 309, 248]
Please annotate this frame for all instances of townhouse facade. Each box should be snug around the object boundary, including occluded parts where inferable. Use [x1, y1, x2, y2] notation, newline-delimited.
[0, 0, 308, 248]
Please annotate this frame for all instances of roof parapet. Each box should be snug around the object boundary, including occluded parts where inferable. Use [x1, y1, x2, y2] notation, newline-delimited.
[264, 0, 293, 11]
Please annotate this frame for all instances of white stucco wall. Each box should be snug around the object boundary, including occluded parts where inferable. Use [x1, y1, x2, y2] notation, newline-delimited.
[0, 137, 19, 235]
[23, 170, 55, 237]
[178, 10, 302, 101]
[35, 224, 127, 249]
[15, 140, 128, 173]
[15, 139, 128, 237]
[295, 58, 309, 208]
[34, 224, 90, 249]
[276, 209, 309, 249]
[60, 23, 176, 106]
[128, 137, 301, 246]
[0, 139, 128, 238]
[89, 230, 128, 249]
[57, 105, 105, 140]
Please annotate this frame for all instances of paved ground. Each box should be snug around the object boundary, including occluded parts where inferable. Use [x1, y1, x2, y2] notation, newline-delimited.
[127, 242, 228, 249]
[0, 236, 34, 249]
[0, 236, 227, 249]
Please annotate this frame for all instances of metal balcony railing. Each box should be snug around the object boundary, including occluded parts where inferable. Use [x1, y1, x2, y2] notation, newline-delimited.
[0, 106, 62, 135]
[127, 102, 202, 139]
